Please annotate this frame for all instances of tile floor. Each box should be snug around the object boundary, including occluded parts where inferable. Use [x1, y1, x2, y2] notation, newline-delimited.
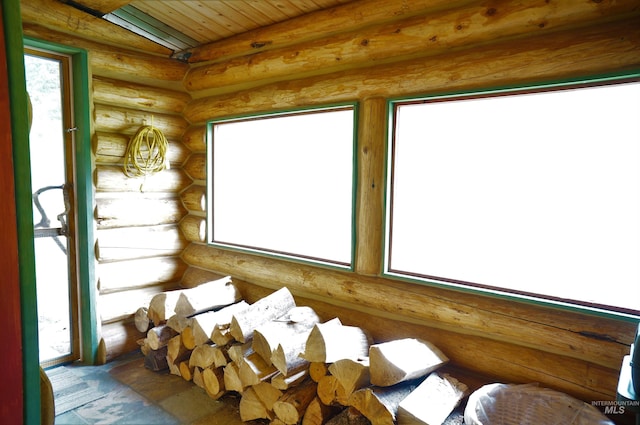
[46, 351, 248, 425]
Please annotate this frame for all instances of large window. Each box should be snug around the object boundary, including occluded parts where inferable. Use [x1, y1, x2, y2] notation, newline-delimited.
[208, 105, 356, 267]
[386, 79, 640, 316]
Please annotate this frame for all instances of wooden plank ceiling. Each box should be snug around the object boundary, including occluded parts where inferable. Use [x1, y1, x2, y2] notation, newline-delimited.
[70, 0, 356, 49]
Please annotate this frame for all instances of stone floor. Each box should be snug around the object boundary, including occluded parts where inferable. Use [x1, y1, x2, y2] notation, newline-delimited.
[46, 351, 248, 425]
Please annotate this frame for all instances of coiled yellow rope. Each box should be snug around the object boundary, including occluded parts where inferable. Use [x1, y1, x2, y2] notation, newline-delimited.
[123, 123, 170, 178]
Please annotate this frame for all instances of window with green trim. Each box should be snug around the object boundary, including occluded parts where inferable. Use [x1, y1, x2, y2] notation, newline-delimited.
[207, 105, 356, 267]
[386, 78, 640, 316]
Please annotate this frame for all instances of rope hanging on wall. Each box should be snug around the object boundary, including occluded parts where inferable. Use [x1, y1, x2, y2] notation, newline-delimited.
[123, 120, 170, 178]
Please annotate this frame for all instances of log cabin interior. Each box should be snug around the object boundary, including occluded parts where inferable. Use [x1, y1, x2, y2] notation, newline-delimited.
[2, 0, 640, 424]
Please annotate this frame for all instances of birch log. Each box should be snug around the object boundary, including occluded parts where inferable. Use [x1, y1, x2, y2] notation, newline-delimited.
[348, 384, 416, 425]
[148, 289, 184, 325]
[173, 275, 240, 317]
[302, 318, 371, 363]
[397, 372, 468, 425]
[328, 358, 370, 397]
[273, 379, 319, 425]
[187, 300, 249, 347]
[369, 338, 448, 387]
[229, 287, 297, 343]
[202, 366, 226, 399]
[252, 306, 320, 365]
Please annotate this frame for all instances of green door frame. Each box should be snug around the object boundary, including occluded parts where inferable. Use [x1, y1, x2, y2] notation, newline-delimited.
[23, 36, 99, 367]
[3, 1, 97, 422]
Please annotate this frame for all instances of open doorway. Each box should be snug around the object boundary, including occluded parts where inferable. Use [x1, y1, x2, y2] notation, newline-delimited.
[25, 48, 80, 368]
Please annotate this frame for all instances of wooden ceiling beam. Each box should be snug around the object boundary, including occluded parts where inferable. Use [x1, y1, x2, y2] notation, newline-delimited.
[62, 0, 132, 15]
[182, 0, 472, 64]
[21, 0, 171, 56]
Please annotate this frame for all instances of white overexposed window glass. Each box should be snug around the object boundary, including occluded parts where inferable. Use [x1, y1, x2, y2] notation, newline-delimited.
[209, 106, 356, 267]
[387, 80, 640, 315]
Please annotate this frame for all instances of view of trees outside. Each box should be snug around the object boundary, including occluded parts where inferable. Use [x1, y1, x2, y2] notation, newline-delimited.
[25, 53, 72, 363]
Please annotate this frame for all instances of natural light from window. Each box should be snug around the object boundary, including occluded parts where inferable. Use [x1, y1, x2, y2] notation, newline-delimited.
[209, 106, 355, 266]
[387, 81, 640, 315]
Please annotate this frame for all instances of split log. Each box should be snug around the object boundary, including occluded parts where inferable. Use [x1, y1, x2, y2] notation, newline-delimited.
[253, 381, 284, 414]
[202, 366, 226, 399]
[317, 375, 349, 406]
[181, 325, 197, 350]
[302, 396, 342, 425]
[180, 184, 207, 213]
[229, 286, 297, 343]
[223, 361, 244, 393]
[146, 324, 178, 350]
[238, 352, 278, 387]
[271, 342, 310, 378]
[325, 406, 372, 425]
[211, 326, 234, 346]
[188, 300, 249, 347]
[179, 214, 206, 243]
[95, 194, 186, 229]
[328, 358, 370, 397]
[174, 276, 240, 317]
[134, 307, 150, 332]
[273, 378, 318, 425]
[166, 314, 192, 333]
[179, 360, 194, 381]
[239, 385, 273, 421]
[166, 334, 191, 375]
[302, 318, 371, 363]
[148, 290, 183, 325]
[144, 346, 168, 371]
[252, 306, 320, 366]
[228, 341, 254, 364]
[192, 367, 205, 389]
[309, 362, 329, 383]
[397, 372, 468, 425]
[271, 367, 309, 391]
[369, 338, 448, 387]
[189, 343, 223, 369]
[347, 383, 416, 425]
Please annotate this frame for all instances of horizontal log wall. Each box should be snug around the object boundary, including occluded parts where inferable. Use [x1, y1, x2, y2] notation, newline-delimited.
[90, 66, 192, 339]
[21, 18, 193, 358]
[179, 0, 640, 407]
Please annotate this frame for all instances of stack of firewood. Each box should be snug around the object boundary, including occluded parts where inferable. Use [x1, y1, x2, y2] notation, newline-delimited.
[135, 277, 469, 425]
